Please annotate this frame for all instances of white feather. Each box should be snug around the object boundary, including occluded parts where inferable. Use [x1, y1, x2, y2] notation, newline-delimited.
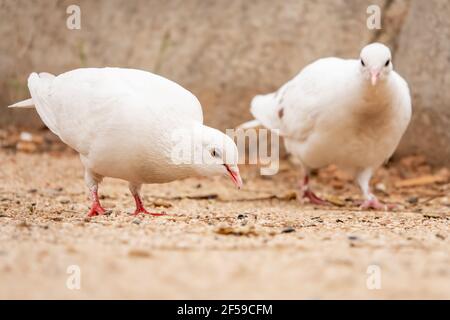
[242, 43, 412, 202]
[15, 68, 212, 184]
[8, 98, 34, 108]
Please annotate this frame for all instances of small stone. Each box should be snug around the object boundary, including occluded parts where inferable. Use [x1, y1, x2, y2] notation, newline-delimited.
[281, 227, 295, 233]
[440, 197, 449, 206]
[128, 249, 151, 258]
[58, 197, 70, 204]
[132, 219, 141, 225]
[406, 196, 419, 204]
[16, 141, 37, 153]
[28, 204, 36, 213]
[423, 213, 442, 219]
[436, 233, 446, 240]
[348, 235, 359, 241]
[311, 216, 324, 223]
[66, 246, 77, 254]
[19, 132, 33, 142]
[375, 183, 387, 193]
[336, 219, 344, 223]
[237, 214, 247, 220]
[152, 199, 172, 208]
[17, 221, 30, 229]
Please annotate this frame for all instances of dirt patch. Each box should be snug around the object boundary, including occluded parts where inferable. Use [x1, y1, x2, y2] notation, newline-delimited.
[0, 150, 448, 299]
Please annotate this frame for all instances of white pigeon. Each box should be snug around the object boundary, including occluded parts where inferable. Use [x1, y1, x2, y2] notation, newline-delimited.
[239, 43, 411, 210]
[9, 68, 243, 216]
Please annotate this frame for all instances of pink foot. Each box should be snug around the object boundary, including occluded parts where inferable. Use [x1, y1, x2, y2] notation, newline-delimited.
[87, 202, 107, 217]
[87, 189, 107, 217]
[133, 194, 165, 216]
[133, 207, 166, 216]
[303, 189, 329, 206]
[360, 198, 394, 211]
[300, 174, 329, 206]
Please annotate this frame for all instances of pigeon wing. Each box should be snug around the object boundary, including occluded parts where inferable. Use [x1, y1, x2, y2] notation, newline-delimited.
[27, 68, 203, 156]
[251, 58, 355, 141]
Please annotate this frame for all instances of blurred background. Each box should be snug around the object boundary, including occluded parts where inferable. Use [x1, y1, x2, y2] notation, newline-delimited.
[0, 0, 449, 166]
[0, 0, 450, 165]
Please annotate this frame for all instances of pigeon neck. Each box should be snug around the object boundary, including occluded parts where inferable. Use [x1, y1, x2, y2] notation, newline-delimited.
[164, 123, 210, 179]
[358, 74, 395, 115]
[363, 74, 392, 97]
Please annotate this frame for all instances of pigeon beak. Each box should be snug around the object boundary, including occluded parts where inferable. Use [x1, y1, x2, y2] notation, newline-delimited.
[224, 164, 243, 189]
[370, 69, 380, 86]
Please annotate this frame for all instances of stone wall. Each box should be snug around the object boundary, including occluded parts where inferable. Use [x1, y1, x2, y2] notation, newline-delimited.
[394, 0, 450, 165]
[0, 0, 448, 165]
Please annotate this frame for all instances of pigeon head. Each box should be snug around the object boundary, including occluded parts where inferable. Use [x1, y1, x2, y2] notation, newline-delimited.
[195, 125, 243, 189]
[359, 43, 393, 86]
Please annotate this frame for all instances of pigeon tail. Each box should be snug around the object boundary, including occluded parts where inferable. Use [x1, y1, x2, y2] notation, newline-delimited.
[8, 98, 34, 108]
[8, 72, 56, 109]
[27, 72, 60, 135]
[249, 92, 283, 132]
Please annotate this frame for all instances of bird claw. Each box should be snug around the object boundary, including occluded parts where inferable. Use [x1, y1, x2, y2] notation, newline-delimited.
[133, 207, 166, 216]
[87, 203, 107, 217]
[359, 198, 396, 211]
[302, 189, 330, 206]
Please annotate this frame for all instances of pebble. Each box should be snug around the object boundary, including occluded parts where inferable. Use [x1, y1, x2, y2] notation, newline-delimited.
[281, 227, 296, 233]
[153, 199, 172, 208]
[19, 132, 33, 142]
[375, 183, 387, 193]
[128, 249, 151, 258]
[407, 196, 419, 204]
[16, 141, 37, 153]
[58, 197, 70, 204]
[436, 233, 446, 240]
[17, 221, 30, 229]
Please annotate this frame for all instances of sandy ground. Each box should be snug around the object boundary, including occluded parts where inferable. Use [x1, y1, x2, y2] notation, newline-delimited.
[0, 150, 449, 299]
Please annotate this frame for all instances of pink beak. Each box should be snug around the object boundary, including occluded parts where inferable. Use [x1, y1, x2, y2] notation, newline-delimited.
[371, 69, 380, 86]
[224, 164, 243, 189]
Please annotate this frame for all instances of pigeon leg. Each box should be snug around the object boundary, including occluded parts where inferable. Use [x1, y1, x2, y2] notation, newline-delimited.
[129, 183, 165, 216]
[87, 187, 107, 217]
[360, 197, 387, 210]
[84, 169, 106, 217]
[356, 168, 389, 211]
[300, 173, 329, 205]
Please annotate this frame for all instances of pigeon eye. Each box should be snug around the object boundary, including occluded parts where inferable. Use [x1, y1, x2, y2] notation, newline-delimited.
[385, 59, 390, 67]
[211, 148, 221, 158]
[361, 59, 365, 67]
